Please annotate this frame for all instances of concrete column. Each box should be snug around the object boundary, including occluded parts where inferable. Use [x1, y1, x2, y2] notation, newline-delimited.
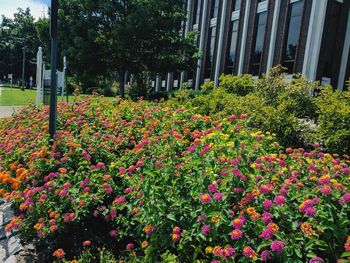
[237, 0, 252, 75]
[302, 0, 328, 81]
[214, 0, 229, 87]
[338, 9, 350, 91]
[155, 74, 161, 92]
[195, 0, 210, 90]
[266, 0, 281, 72]
[166, 72, 173, 92]
[180, 0, 193, 89]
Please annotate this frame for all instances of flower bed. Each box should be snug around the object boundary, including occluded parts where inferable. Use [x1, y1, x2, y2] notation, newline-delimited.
[0, 96, 349, 262]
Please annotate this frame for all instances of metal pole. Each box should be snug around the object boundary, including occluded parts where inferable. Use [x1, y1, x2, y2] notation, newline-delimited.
[49, 0, 58, 139]
[22, 47, 26, 91]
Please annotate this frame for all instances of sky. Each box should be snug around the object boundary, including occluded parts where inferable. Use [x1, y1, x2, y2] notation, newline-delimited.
[0, 0, 50, 20]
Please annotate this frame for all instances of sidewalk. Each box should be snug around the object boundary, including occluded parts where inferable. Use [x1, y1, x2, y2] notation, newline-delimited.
[0, 106, 20, 118]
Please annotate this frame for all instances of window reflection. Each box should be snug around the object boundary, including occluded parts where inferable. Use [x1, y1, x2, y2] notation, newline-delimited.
[249, 12, 267, 76]
[205, 27, 217, 78]
[225, 20, 239, 73]
[282, 0, 304, 73]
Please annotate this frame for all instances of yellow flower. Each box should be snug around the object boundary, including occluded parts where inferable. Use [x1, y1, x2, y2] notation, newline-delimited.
[141, 241, 148, 249]
[211, 216, 220, 223]
[205, 246, 213, 254]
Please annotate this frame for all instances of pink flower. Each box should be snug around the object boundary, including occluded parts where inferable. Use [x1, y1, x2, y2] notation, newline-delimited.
[309, 257, 324, 263]
[58, 189, 67, 197]
[230, 229, 242, 240]
[201, 225, 211, 236]
[320, 185, 333, 195]
[199, 193, 212, 203]
[262, 212, 273, 224]
[261, 250, 271, 262]
[340, 193, 350, 204]
[224, 247, 235, 257]
[214, 192, 223, 201]
[259, 228, 274, 240]
[208, 183, 218, 193]
[231, 218, 244, 229]
[305, 207, 316, 217]
[63, 182, 71, 189]
[119, 167, 126, 174]
[270, 240, 284, 254]
[109, 229, 117, 237]
[274, 195, 286, 206]
[126, 243, 134, 250]
[262, 199, 273, 210]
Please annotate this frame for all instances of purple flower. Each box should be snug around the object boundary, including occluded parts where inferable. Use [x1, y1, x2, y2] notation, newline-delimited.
[201, 225, 211, 236]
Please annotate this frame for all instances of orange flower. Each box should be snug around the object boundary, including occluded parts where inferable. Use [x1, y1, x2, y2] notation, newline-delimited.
[53, 248, 65, 259]
[301, 223, 315, 236]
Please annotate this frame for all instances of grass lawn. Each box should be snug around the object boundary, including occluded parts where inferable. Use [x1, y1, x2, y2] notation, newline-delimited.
[0, 86, 116, 106]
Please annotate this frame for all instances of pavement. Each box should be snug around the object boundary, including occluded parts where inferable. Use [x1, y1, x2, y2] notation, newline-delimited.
[0, 107, 20, 118]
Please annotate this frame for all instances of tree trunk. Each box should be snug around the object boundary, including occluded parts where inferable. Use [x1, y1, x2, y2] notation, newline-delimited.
[119, 71, 125, 98]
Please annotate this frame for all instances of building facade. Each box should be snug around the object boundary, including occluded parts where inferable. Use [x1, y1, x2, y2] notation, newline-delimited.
[153, 0, 350, 92]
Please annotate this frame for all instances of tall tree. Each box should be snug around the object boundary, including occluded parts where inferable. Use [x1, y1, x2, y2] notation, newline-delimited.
[58, 0, 198, 96]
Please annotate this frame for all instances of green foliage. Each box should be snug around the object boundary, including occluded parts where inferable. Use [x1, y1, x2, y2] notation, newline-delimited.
[315, 86, 350, 154]
[200, 81, 215, 91]
[219, 74, 255, 96]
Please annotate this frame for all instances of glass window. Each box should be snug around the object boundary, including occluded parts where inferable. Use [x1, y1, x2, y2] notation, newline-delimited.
[211, 0, 220, 19]
[322, 0, 342, 79]
[232, 0, 241, 11]
[225, 20, 239, 73]
[282, 0, 304, 73]
[249, 11, 267, 76]
[205, 27, 217, 78]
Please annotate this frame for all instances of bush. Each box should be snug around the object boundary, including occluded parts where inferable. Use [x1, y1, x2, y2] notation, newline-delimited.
[219, 74, 255, 96]
[315, 86, 350, 154]
[1, 96, 349, 263]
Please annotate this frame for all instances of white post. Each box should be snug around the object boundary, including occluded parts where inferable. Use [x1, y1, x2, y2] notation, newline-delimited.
[238, 0, 251, 75]
[338, 9, 350, 91]
[195, 0, 209, 90]
[214, 0, 228, 87]
[266, 0, 281, 72]
[166, 72, 173, 92]
[155, 74, 161, 92]
[302, 0, 328, 81]
[62, 56, 67, 101]
[36, 47, 43, 106]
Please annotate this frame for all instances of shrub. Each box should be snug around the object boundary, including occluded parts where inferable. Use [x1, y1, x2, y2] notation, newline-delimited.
[219, 74, 255, 96]
[315, 86, 350, 154]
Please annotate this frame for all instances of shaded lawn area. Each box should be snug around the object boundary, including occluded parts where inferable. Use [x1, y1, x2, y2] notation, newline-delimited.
[0, 86, 116, 106]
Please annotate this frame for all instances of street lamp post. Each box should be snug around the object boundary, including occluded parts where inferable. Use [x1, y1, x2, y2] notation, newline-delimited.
[21, 47, 26, 91]
[49, 0, 58, 139]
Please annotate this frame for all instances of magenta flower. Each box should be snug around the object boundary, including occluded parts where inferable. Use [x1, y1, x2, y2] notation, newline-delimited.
[262, 199, 273, 210]
[261, 250, 271, 262]
[274, 195, 286, 206]
[230, 229, 242, 240]
[201, 225, 211, 236]
[214, 192, 223, 201]
[126, 243, 134, 250]
[199, 193, 212, 203]
[270, 240, 284, 254]
[208, 183, 218, 193]
[309, 257, 324, 263]
[305, 207, 316, 217]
